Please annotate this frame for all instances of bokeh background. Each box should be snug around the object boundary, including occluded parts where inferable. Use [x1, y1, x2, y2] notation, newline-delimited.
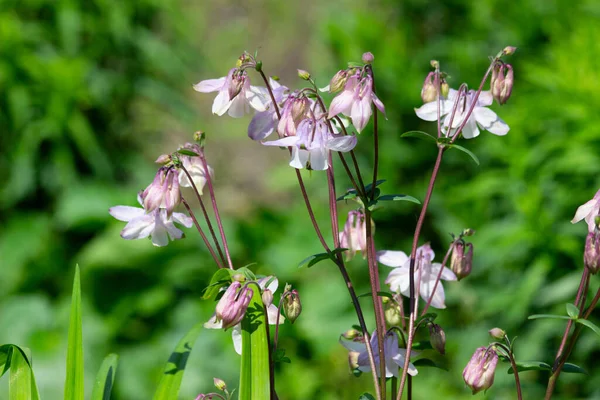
[2, 0, 600, 399]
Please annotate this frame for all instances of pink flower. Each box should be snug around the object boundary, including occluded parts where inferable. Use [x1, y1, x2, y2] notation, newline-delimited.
[247, 78, 289, 140]
[571, 189, 600, 232]
[141, 167, 181, 217]
[463, 347, 498, 394]
[176, 143, 214, 194]
[328, 73, 385, 133]
[339, 210, 368, 261]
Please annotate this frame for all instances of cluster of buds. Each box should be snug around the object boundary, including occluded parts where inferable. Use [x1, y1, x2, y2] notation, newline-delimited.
[450, 238, 473, 280]
[420, 68, 449, 103]
[463, 346, 499, 394]
[277, 91, 311, 138]
[215, 281, 253, 330]
[490, 62, 514, 105]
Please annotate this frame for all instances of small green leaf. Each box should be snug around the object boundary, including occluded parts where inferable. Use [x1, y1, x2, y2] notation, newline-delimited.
[412, 341, 433, 351]
[449, 144, 480, 165]
[65, 265, 84, 400]
[336, 191, 358, 201]
[358, 393, 376, 400]
[576, 319, 600, 338]
[507, 361, 551, 374]
[528, 314, 571, 321]
[176, 149, 198, 157]
[273, 349, 291, 364]
[377, 194, 421, 204]
[413, 358, 448, 371]
[363, 179, 386, 194]
[152, 322, 203, 400]
[357, 291, 394, 299]
[91, 354, 118, 400]
[298, 252, 329, 268]
[566, 303, 579, 319]
[9, 346, 38, 400]
[202, 269, 232, 300]
[401, 130, 437, 143]
[562, 363, 588, 374]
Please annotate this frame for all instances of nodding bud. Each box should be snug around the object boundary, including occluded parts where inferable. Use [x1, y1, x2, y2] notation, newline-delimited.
[428, 323, 446, 355]
[383, 297, 402, 327]
[491, 64, 514, 105]
[283, 289, 302, 324]
[142, 167, 181, 216]
[262, 289, 273, 308]
[193, 130, 206, 146]
[488, 327, 506, 340]
[450, 240, 473, 280]
[215, 282, 253, 330]
[440, 78, 450, 99]
[463, 347, 498, 394]
[329, 70, 349, 93]
[155, 154, 171, 165]
[213, 377, 227, 391]
[502, 46, 517, 55]
[584, 231, 600, 274]
[362, 52, 374, 64]
[421, 72, 437, 103]
[342, 329, 361, 340]
[297, 69, 311, 80]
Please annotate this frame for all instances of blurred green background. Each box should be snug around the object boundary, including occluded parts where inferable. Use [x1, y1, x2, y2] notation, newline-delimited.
[2, 0, 600, 398]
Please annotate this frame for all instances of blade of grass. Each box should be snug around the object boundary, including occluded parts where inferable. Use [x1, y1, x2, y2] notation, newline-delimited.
[8, 346, 40, 400]
[64, 265, 84, 400]
[91, 354, 119, 400]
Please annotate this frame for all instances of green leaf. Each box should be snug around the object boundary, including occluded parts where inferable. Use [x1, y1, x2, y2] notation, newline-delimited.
[152, 322, 203, 400]
[239, 285, 271, 400]
[401, 130, 437, 143]
[449, 144, 480, 165]
[377, 194, 421, 204]
[528, 314, 571, 321]
[273, 349, 291, 364]
[4, 346, 40, 400]
[357, 291, 394, 299]
[298, 252, 330, 268]
[358, 393, 376, 400]
[91, 354, 118, 400]
[562, 363, 588, 374]
[64, 265, 84, 400]
[176, 149, 198, 157]
[202, 269, 232, 300]
[363, 179, 386, 195]
[413, 358, 448, 371]
[336, 191, 358, 201]
[566, 303, 579, 319]
[411, 341, 433, 351]
[576, 319, 600, 338]
[507, 361, 551, 374]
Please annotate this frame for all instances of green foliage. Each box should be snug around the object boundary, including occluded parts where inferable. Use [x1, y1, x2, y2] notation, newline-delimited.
[0, 345, 41, 400]
[91, 354, 118, 400]
[64, 266, 84, 400]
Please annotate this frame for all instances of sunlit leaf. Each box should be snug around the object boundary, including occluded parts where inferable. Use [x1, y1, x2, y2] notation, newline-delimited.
[91, 354, 118, 400]
[449, 144, 480, 165]
[401, 130, 437, 143]
[576, 319, 600, 338]
[64, 265, 84, 400]
[566, 303, 579, 319]
[507, 361, 551, 374]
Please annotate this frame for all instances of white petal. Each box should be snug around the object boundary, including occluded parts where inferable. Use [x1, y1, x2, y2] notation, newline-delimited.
[474, 107, 509, 135]
[477, 90, 493, 106]
[248, 111, 276, 140]
[172, 212, 193, 228]
[212, 90, 231, 116]
[385, 267, 410, 294]
[571, 198, 598, 224]
[327, 135, 357, 152]
[414, 100, 453, 121]
[193, 77, 225, 93]
[120, 215, 154, 240]
[340, 337, 366, 353]
[461, 115, 480, 139]
[232, 324, 243, 355]
[262, 136, 299, 147]
[257, 276, 279, 292]
[392, 350, 418, 376]
[290, 148, 309, 169]
[246, 86, 269, 112]
[227, 94, 248, 118]
[266, 304, 285, 325]
[420, 280, 446, 309]
[377, 250, 409, 267]
[203, 313, 223, 329]
[319, 84, 330, 92]
[109, 205, 145, 222]
[151, 215, 169, 247]
[309, 147, 328, 170]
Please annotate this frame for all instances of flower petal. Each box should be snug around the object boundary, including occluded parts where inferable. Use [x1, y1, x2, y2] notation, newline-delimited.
[212, 89, 231, 116]
[377, 250, 409, 267]
[262, 136, 299, 147]
[246, 86, 269, 112]
[109, 205, 145, 222]
[120, 215, 154, 240]
[474, 107, 509, 135]
[420, 279, 446, 309]
[203, 313, 223, 329]
[193, 77, 225, 93]
[571, 198, 598, 224]
[227, 94, 248, 118]
[248, 111, 276, 141]
[327, 135, 357, 152]
[328, 91, 354, 119]
[232, 324, 242, 355]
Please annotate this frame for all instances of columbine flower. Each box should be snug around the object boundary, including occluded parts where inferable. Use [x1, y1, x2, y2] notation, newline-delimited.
[414, 89, 509, 139]
[215, 281, 253, 330]
[463, 346, 498, 394]
[262, 116, 357, 170]
[276, 92, 311, 138]
[584, 231, 600, 274]
[450, 239, 473, 280]
[109, 194, 192, 247]
[177, 143, 214, 193]
[378, 244, 457, 309]
[339, 210, 368, 261]
[204, 276, 285, 355]
[340, 329, 418, 377]
[193, 68, 269, 118]
[491, 63, 514, 105]
[328, 73, 385, 133]
[142, 167, 181, 216]
[571, 189, 600, 232]
[248, 78, 290, 141]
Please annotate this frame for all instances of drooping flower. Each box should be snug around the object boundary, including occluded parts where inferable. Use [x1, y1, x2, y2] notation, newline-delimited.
[450, 239, 473, 280]
[415, 89, 509, 139]
[176, 143, 214, 194]
[328, 73, 386, 133]
[340, 329, 418, 377]
[282, 289, 302, 324]
[262, 116, 357, 170]
[193, 68, 269, 118]
[491, 63, 514, 105]
[584, 231, 600, 274]
[276, 92, 311, 138]
[378, 244, 457, 309]
[215, 282, 254, 330]
[109, 194, 193, 247]
[142, 167, 181, 217]
[571, 189, 600, 232]
[247, 78, 290, 141]
[339, 210, 368, 261]
[463, 346, 498, 394]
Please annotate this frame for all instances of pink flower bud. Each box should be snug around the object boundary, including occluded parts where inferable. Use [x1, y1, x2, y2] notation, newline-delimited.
[428, 323, 446, 355]
[463, 347, 498, 394]
[216, 282, 253, 330]
[488, 327, 506, 339]
[142, 167, 181, 216]
[503, 46, 517, 55]
[339, 210, 368, 261]
[362, 52, 374, 64]
[228, 71, 246, 100]
[421, 72, 437, 103]
[450, 240, 473, 280]
[491, 64, 514, 105]
[155, 154, 171, 165]
[283, 289, 302, 324]
[297, 69, 311, 80]
[329, 70, 349, 93]
[213, 377, 227, 391]
[584, 232, 600, 274]
[262, 289, 273, 308]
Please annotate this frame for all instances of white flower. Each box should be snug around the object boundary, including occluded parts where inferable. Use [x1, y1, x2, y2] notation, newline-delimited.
[340, 330, 418, 377]
[378, 244, 457, 309]
[193, 68, 269, 118]
[247, 78, 290, 141]
[571, 189, 600, 232]
[204, 276, 285, 355]
[414, 89, 509, 139]
[109, 195, 192, 247]
[176, 143, 214, 194]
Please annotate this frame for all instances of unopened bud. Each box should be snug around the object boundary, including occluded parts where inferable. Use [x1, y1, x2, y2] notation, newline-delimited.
[213, 377, 227, 391]
[155, 154, 171, 165]
[283, 289, 302, 323]
[215, 282, 253, 330]
[584, 232, 600, 274]
[463, 347, 498, 394]
[342, 329, 361, 340]
[450, 240, 473, 280]
[193, 130, 206, 146]
[362, 52, 374, 64]
[491, 64, 514, 105]
[430, 60, 439, 69]
[297, 69, 311, 80]
[428, 323, 446, 355]
[440, 78, 450, 98]
[462, 228, 475, 237]
[384, 298, 402, 326]
[231, 274, 246, 282]
[329, 70, 349, 93]
[421, 72, 437, 103]
[262, 289, 273, 308]
[502, 46, 517, 55]
[488, 327, 506, 340]
[348, 350, 360, 370]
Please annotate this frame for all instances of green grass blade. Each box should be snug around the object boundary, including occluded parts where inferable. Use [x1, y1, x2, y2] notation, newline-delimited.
[239, 287, 271, 400]
[64, 265, 84, 400]
[8, 346, 40, 400]
[152, 322, 203, 400]
[91, 354, 119, 400]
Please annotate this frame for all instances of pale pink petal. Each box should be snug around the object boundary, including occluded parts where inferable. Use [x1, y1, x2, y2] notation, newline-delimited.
[461, 115, 480, 139]
[227, 94, 248, 118]
[351, 95, 371, 133]
[393, 350, 419, 376]
[474, 107, 509, 135]
[339, 337, 366, 353]
[109, 205, 145, 222]
[328, 91, 354, 118]
[372, 93, 386, 117]
[248, 111, 276, 140]
[203, 313, 223, 329]
[327, 135, 357, 152]
[377, 250, 409, 267]
[172, 212, 193, 228]
[572, 198, 598, 226]
[193, 77, 225, 93]
[212, 90, 231, 116]
[309, 147, 328, 170]
[246, 86, 269, 112]
[420, 280, 446, 309]
[262, 136, 299, 147]
[266, 304, 285, 325]
[477, 90, 493, 106]
[120, 215, 154, 240]
[232, 324, 242, 355]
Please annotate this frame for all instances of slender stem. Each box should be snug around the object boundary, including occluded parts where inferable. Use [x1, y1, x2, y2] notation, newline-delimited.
[508, 352, 523, 400]
[200, 156, 234, 269]
[369, 66, 380, 202]
[396, 147, 445, 399]
[180, 164, 227, 265]
[258, 70, 281, 119]
[181, 197, 224, 269]
[421, 243, 454, 316]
